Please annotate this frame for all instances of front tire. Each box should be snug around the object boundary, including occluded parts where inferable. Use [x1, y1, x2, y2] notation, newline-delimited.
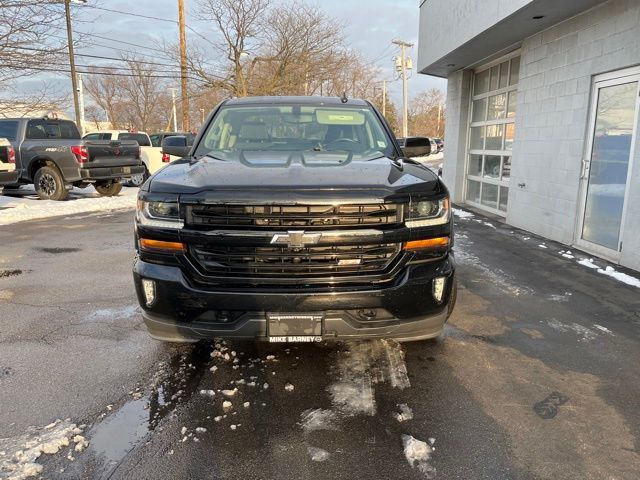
[34, 166, 68, 201]
[95, 181, 123, 197]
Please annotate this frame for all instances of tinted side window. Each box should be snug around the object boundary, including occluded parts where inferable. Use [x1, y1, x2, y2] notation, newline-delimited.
[0, 121, 19, 141]
[84, 133, 101, 140]
[102, 133, 112, 140]
[26, 120, 48, 139]
[119, 133, 151, 146]
[58, 121, 80, 139]
[150, 135, 161, 147]
[405, 137, 428, 148]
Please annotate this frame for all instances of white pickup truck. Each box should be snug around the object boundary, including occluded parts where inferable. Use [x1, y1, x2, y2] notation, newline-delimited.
[83, 130, 167, 187]
[0, 138, 19, 187]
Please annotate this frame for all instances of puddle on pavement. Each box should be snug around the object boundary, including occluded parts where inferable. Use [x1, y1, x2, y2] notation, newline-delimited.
[85, 342, 213, 475]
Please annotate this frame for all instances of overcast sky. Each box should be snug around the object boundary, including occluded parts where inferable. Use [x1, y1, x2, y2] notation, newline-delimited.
[22, 0, 446, 110]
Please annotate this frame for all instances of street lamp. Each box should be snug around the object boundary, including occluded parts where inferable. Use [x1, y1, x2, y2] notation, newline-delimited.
[63, 0, 86, 131]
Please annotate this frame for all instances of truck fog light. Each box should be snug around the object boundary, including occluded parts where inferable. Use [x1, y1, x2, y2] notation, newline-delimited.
[142, 279, 156, 306]
[433, 277, 447, 303]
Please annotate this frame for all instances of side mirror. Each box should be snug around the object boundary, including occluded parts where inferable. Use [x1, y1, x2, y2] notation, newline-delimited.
[161, 136, 191, 157]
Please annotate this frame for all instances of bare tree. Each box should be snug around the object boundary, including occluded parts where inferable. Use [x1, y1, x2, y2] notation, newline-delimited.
[84, 68, 126, 130]
[409, 88, 446, 138]
[195, 0, 270, 97]
[0, 0, 67, 85]
[119, 57, 171, 131]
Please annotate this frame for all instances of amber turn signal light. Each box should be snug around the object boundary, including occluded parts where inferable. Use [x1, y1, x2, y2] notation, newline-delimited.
[139, 238, 186, 253]
[404, 236, 450, 251]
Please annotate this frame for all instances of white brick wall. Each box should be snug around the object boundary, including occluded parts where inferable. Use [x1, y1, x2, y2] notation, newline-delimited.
[505, 0, 640, 270]
[442, 70, 473, 203]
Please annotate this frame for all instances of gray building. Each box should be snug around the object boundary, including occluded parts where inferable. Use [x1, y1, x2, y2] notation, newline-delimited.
[418, 0, 640, 271]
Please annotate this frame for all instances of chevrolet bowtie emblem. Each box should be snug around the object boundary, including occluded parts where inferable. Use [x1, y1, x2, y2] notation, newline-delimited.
[270, 231, 322, 248]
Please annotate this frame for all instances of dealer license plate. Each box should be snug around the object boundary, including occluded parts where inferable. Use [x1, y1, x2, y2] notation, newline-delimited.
[267, 313, 323, 343]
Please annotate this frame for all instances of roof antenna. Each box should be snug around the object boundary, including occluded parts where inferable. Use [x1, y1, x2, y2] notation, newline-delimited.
[340, 92, 348, 104]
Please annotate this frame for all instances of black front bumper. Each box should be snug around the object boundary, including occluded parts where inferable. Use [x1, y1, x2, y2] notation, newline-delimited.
[133, 254, 456, 342]
[80, 164, 145, 181]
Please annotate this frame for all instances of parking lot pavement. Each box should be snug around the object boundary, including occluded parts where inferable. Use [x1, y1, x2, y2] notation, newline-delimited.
[1, 207, 639, 479]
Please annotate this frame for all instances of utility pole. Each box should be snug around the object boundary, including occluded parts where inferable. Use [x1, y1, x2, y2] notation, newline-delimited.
[178, 0, 190, 131]
[393, 39, 413, 138]
[437, 104, 443, 137]
[200, 108, 205, 125]
[170, 88, 178, 132]
[64, 0, 83, 128]
[77, 73, 85, 135]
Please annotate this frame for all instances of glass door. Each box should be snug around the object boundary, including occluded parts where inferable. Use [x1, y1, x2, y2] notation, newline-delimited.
[577, 71, 640, 259]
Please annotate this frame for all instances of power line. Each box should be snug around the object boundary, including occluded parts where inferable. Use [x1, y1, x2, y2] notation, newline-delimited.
[78, 3, 219, 49]
[4, 45, 179, 69]
[1, 63, 209, 82]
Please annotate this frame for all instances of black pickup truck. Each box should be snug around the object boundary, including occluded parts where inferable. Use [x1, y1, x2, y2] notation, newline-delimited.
[0, 117, 144, 200]
[133, 96, 456, 343]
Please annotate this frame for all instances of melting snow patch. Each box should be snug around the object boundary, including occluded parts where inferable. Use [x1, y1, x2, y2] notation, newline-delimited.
[307, 446, 330, 462]
[299, 409, 341, 433]
[284, 383, 295, 392]
[402, 434, 435, 478]
[393, 404, 414, 422]
[578, 258, 600, 270]
[483, 222, 496, 229]
[452, 208, 474, 219]
[538, 244, 548, 249]
[0, 186, 138, 226]
[328, 340, 410, 417]
[0, 419, 84, 480]
[222, 401, 233, 412]
[546, 319, 598, 342]
[594, 325, 614, 335]
[221, 388, 238, 397]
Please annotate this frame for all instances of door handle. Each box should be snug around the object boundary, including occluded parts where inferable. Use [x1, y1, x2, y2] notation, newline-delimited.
[580, 158, 590, 179]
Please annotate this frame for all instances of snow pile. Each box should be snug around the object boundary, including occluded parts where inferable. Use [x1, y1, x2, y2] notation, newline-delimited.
[577, 259, 640, 288]
[577, 258, 600, 270]
[402, 434, 436, 478]
[307, 446, 330, 462]
[597, 266, 640, 288]
[0, 186, 137, 225]
[452, 207, 474, 219]
[0, 419, 86, 480]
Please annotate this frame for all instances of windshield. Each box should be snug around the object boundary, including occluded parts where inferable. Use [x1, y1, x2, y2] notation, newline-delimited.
[194, 103, 395, 162]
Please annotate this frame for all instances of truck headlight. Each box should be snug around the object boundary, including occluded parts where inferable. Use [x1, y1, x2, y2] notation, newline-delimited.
[136, 199, 183, 229]
[405, 198, 450, 227]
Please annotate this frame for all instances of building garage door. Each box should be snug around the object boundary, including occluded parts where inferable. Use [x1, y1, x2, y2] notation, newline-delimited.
[466, 53, 520, 215]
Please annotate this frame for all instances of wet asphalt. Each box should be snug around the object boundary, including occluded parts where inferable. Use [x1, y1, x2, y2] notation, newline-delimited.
[1, 194, 639, 480]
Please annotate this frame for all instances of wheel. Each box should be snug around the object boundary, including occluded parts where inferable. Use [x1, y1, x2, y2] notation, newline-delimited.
[95, 181, 123, 197]
[127, 167, 149, 187]
[34, 166, 68, 201]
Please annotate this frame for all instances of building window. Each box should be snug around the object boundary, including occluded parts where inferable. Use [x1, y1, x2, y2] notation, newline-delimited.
[466, 54, 520, 215]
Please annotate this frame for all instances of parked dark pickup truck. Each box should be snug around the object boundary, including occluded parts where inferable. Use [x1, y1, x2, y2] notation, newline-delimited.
[133, 96, 456, 343]
[0, 117, 144, 200]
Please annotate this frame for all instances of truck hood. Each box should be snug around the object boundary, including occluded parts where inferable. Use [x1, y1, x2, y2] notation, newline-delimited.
[146, 154, 446, 203]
